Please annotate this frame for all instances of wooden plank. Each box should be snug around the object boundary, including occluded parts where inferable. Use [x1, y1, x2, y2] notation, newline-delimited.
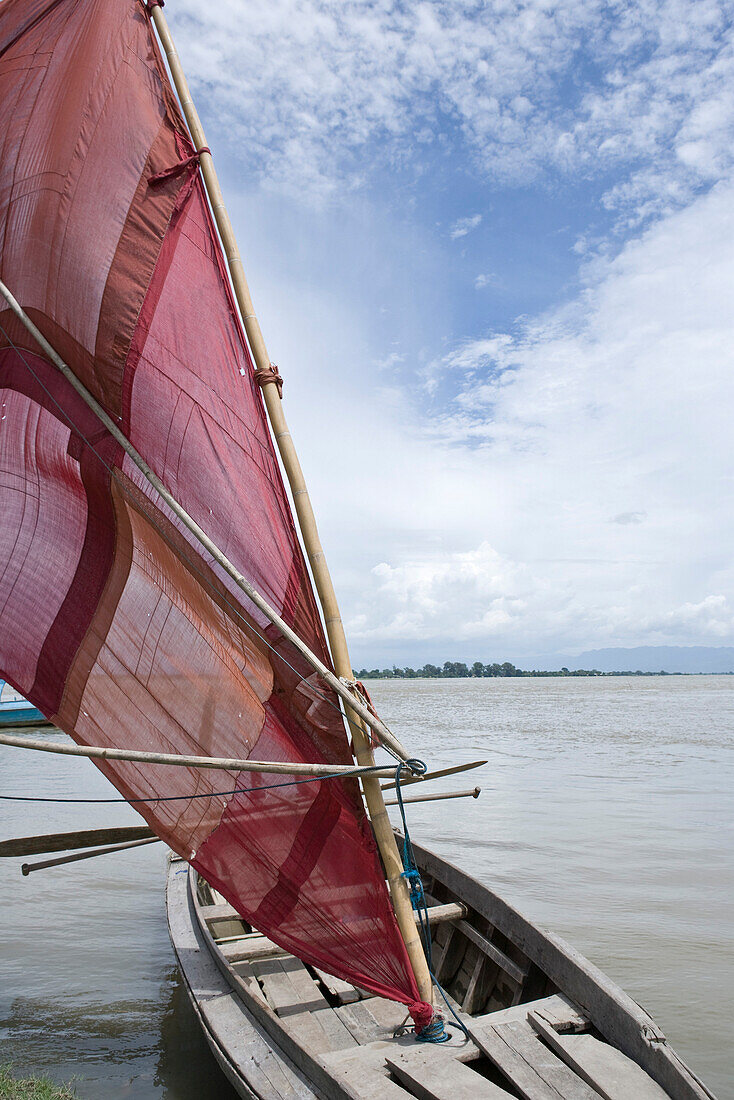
[324, 1046, 414, 1099]
[418, 901, 467, 925]
[0, 825, 155, 857]
[359, 995, 412, 1032]
[253, 957, 328, 1017]
[455, 919, 528, 986]
[530, 1014, 670, 1100]
[219, 936, 287, 963]
[253, 957, 358, 1054]
[472, 994, 589, 1032]
[386, 1048, 514, 1099]
[313, 967, 361, 1004]
[334, 1001, 386, 1045]
[199, 901, 245, 922]
[473, 1019, 600, 1100]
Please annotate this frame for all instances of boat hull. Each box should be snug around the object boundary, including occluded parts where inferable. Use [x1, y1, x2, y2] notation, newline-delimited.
[166, 841, 717, 1100]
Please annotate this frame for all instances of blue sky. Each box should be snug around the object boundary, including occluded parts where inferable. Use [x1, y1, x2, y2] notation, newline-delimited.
[168, 0, 734, 666]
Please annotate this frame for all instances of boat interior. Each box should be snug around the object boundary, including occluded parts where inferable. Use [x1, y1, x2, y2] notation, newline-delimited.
[181, 850, 680, 1100]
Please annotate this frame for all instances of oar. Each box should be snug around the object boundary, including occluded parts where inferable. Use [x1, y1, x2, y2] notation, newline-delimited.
[0, 825, 155, 857]
[21, 836, 161, 875]
[380, 759, 487, 790]
[383, 787, 481, 807]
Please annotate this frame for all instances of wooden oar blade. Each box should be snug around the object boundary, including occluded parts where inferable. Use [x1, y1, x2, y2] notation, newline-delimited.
[0, 825, 155, 857]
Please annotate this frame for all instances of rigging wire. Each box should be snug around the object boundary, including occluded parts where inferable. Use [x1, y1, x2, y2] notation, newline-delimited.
[0, 763, 394, 804]
[0, 318, 403, 765]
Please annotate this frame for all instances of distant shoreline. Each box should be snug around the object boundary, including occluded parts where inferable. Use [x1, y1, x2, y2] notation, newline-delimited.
[356, 663, 734, 679]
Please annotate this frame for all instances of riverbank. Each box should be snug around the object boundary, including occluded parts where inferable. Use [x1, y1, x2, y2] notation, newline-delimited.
[356, 661, 690, 678]
[0, 1066, 75, 1099]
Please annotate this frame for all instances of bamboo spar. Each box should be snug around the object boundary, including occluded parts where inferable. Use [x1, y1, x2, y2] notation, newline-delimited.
[149, 6, 433, 1004]
[0, 731, 397, 778]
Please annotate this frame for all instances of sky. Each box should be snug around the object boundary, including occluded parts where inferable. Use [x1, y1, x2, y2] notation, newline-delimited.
[167, 0, 734, 667]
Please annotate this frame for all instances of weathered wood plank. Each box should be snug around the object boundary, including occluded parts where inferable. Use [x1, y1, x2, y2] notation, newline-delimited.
[166, 863, 318, 1098]
[219, 936, 287, 963]
[0, 825, 155, 857]
[472, 993, 589, 1032]
[455, 919, 528, 986]
[313, 967, 361, 1004]
[530, 1014, 670, 1100]
[199, 901, 245, 923]
[323, 1046, 415, 1099]
[253, 958, 329, 1017]
[386, 1048, 514, 1099]
[334, 1001, 386, 1045]
[473, 1019, 600, 1100]
[417, 901, 468, 925]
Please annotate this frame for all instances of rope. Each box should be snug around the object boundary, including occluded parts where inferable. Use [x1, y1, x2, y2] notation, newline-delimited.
[148, 148, 211, 186]
[392, 760, 470, 1044]
[0, 765, 388, 805]
[255, 363, 283, 398]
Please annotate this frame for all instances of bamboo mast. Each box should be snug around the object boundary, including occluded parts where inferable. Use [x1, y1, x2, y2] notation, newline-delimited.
[149, 5, 432, 1004]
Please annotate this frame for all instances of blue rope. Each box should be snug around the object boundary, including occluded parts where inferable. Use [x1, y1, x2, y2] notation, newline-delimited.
[393, 761, 470, 1044]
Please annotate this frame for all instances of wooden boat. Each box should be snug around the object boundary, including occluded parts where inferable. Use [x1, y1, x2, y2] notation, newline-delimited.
[0, 681, 50, 728]
[0, 5, 720, 1098]
[167, 839, 716, 1100]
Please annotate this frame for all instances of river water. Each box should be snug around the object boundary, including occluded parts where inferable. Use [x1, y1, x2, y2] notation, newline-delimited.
[0, 676, 731, 1097]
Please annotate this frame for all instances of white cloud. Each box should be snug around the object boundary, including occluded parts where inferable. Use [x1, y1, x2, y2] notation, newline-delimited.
[450, 214, 482, 240]
[474, 273, 496, 289]
[170, 0, 734, 220]
[292, 182, 734, 659]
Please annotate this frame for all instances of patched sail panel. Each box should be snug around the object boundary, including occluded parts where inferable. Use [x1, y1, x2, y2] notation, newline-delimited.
[0, 0, 419, 1005]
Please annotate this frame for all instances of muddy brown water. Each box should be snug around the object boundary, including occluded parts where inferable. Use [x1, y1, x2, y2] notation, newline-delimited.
[1, 675, 731, 1097]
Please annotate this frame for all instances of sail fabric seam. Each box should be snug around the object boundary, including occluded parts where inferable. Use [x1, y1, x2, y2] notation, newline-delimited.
[0, 321, 397, 759]
[49, 19, 139, 324]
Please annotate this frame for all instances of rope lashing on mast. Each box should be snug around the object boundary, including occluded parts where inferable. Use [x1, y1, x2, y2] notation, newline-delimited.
[255, 363, 284, 398]
[145, 0, 164, 11]
[147, 146, 211, 186]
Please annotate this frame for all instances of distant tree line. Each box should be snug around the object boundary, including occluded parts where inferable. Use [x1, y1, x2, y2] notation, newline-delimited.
[355, 662, 672, 679]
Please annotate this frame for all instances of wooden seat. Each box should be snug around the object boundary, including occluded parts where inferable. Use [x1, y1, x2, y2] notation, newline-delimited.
[386, 1046, 514, 1099]
[471, 1018, 600, 1099]
[530, 1014, 670, 1100]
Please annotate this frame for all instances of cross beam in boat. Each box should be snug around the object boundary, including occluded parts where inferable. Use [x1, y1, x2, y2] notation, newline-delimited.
[0, 731, 397, 778]
[0, 278, 410, 767]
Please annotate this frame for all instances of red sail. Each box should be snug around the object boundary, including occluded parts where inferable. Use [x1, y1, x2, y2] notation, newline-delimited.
[0, 0, 419, 1006]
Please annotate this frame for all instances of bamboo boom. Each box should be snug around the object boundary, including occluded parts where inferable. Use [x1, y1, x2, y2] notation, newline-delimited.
[149, 6, 433, 1004]
[0, 731, 396, 778]
[381, 759, 487, 791]
[383, 787, 481, 807]
[0, 826, 155, 857]
[0, 279, 407, 764]
[22, 837, 160, 875]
